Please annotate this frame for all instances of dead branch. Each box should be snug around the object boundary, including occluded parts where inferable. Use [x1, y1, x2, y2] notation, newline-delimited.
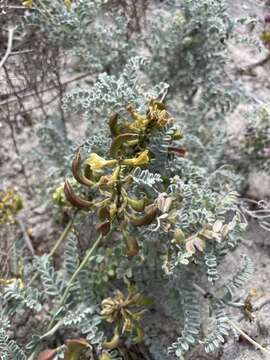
[0, 27, 16, 69]
[0, 72, 94, 107]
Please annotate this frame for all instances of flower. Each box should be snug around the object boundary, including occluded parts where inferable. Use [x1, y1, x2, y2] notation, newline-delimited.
[126, 105, 149, 132]
[122, 150, 150, 167]
[100, 286, 148, 346]
[64, 0, 72, 10]
[147, 98, 174, 128]
[185, 236, 206, 254]
[52, 183, 68, 207]
[85, 153, 117, 171]
[0, 189, 23, 225]
[22, 0, 33, 8]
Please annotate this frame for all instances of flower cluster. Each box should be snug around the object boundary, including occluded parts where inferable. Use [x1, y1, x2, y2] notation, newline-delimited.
[100, 285, 148, 349]
[63, 99, 180, 255]
[22, 0, 71, 10]
[0, 188, 23, 226]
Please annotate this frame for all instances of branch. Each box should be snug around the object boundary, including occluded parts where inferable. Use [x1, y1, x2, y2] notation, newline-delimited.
[228, 319, 270, 357]
[16, 216, 35, 256]
[0, 27, 16, 69]
[0, 72, 94, 106]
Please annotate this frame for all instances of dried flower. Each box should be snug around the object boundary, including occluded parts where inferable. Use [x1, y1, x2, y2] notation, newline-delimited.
[185, 236, 206, 254]
[100, 287, 148, 347]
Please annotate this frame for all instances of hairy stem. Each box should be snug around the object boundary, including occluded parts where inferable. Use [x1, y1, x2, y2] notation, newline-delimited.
[60, 232, 103, 305]
[48, 214, 77, 257]
[28, 213, 76, 287]
[47, 232, 104, 329]
[228, 319, 270, 357]
[28, 232, 104, 358]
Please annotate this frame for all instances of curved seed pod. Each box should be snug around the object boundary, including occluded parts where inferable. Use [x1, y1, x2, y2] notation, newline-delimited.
[102, 332, 120, 350]
[109, 113, 120, 137]
[96, 220, 111, 235]
[64, 180, 93, 210]
[127, 196, 146, 212]
[110, 133, 139, 158]
[37, 349, 57, 360]
[130, 206, 158, 227]
[72, 151, 94, 187]
[98, 206, 111, 221]
[124, 234, 139, 258]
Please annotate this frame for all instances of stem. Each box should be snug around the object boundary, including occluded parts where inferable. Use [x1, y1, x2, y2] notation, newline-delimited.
[28, 233, 104, 358]
[228, 319, 270, 357]
[46, 233, 104, 330]
[0, 72, 94, 107]
[0, 27, 16, 69]
[60, 232, 103, 306]
[48, 216, 76, 257]
[28, 215, 76, 287]
[16, 216, 35, 255]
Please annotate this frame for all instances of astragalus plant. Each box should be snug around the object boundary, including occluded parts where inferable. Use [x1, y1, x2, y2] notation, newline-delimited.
[0, 1, 267, 360]
[0, 78, 261, 358]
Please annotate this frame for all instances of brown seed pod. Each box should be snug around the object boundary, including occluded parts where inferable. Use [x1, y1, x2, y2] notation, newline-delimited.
[98, 206, 111, 222]
[64, 180, 93, 210]
[96, 220, 111, 235]
[124, 234, 139, 258]
[127, 196, 146, 212]
[102, 332, 120, 350]
[72, 151, 94, 187]
[130, 206, 158, 227]
[109, 113, 120, 137]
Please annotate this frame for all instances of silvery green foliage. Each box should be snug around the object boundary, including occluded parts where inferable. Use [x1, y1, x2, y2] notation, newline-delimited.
[1, 1, 259, 358]
[238, 106, 270, 175]
[149, 0, 233, 100]
[30, 0, 245, 176]
[221, 255, 254, 300]
[0, 313, 26, 360]
[0, 329, 26, 360]
[147, 0, 244, 171]
[34, 116, 74, 198]
[3, 284, 42, 315]
[0, 233, 106, 356]
[34, 255, 65, 302]
[22, 0, 135, 73]
[62, 56, 150, 118]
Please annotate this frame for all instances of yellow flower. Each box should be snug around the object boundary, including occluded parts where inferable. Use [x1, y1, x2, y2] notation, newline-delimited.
[123, 150, 149, 167]
[0, 189, 23, 225]
[85, 153, 117, 171]
[64, 0, 72, 10]
[0, 278, 24, 289]
[52, 183, 68, 207]
[147, 98, 174, 128]
[22, 0, 33, 8]
[127, 105, 149, 132]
